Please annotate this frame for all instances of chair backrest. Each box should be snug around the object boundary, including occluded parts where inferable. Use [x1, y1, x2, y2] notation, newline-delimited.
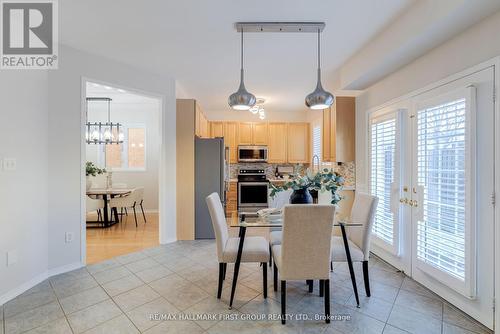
[133, 187, 144, 202]
[348, 193, 378, 260]
[86, 196, 104, 213]
[206, 192, 229, 262]
[280, 204, 335, 280]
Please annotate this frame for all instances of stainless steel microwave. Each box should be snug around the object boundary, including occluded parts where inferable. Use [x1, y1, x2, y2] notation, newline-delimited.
[238, 146, 268, 162]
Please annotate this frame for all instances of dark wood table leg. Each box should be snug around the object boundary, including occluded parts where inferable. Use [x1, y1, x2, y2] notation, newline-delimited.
[229, 226, 246, 309]
[340, 223, 360, 308]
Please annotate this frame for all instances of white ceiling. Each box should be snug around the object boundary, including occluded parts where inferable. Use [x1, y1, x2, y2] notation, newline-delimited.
[60, 0, 414, 116]
[86, 82, 160, 105]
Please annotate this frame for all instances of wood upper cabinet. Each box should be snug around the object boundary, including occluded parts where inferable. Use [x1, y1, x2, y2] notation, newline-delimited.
[195, 103, 209, 138]
[238, 122, 253, 145]
[253, 122, 268, 145]
[287, 123, 310, 163]
[268, 123, 288, 163]
[224, 122, 239, 163]
[322, 96, 355, 162]
[210, 121, 224, 138]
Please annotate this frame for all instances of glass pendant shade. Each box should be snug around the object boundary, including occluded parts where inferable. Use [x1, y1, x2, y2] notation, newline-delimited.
[228, 69, 256, 110]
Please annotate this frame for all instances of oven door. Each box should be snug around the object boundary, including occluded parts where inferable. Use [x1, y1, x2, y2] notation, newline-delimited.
[238, 146, 268, 162]
[238, 182, 269, 207]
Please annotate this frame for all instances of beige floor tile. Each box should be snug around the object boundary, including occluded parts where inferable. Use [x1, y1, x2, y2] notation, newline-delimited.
[220, 284, 261, 310]
[394, 290, 443, 320]
[387, 304, 442, 334]
[83, 314, 139, 334]
[135, 265, 173, 283]
[443, 303, 492, 334]
[346, 294, 393, 322]
[400, 278, 442, 301]
[4, 301, 64, 334]
[91, 266, 132, 285]
[87, 259, 121, 274]
[113, 285, 160, 312]
[126, 297, 181, 332]
[115, 251, 148, 265]
[125, 258, 159, 273]
[52, 275, 99, 299]
[23, 317, 72, 334]
[67, 299, 122, 333]
[183, 297, 239, 330]
[101, 275, 143, 297]
[4, 288, 56, 318]
[382, 324, 410, 333]
[206, 319, 266, 334]
[59, 286, 109, 315]
[143, 320, 204, 334]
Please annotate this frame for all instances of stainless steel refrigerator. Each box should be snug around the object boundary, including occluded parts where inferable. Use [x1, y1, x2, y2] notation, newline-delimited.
[195, 137, 228, 239]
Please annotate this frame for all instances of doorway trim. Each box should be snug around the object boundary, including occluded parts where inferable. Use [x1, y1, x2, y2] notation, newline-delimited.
[79, 76, 171, 265]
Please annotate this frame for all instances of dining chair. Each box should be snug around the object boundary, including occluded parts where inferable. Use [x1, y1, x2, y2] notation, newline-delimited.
[206, 192, 270, 300]
[267, 189, 291, 267]
[109, 187, 147, 227]
[331, 192, 378, 297]
[86, 196, 105, 224]
[272, 204, 335, 324]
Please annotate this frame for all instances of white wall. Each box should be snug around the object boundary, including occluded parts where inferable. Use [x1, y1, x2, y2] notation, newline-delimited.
[206, 109, 309, 122]
[48, 45, 176, 270]
[86, 99, 161, 211]
[356, 10, 500, 191]
[0, 71, 49, 303]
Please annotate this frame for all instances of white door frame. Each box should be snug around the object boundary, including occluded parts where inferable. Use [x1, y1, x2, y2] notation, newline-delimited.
[364, 57, 499, 331]
[79, 76, 171, 265]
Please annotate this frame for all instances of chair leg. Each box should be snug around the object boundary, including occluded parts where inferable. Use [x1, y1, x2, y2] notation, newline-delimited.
[324, 279, 330, 323]
[330, 261, 333, 272]
[217, 263, 224, 299]
[273, 263, 278, 292]
[262, 262, 267, 298]
[223, 263, 227, 280]
[363, 260, 371, 297]
[270, 244, 273, 267]
[140, 201, 147, 223]
[319, 279, 324, 297]
[125, 207, 128, 216]
[132, 204, 138, 227]
[307, 280, 313, 293]
[281, 280, 286, 324]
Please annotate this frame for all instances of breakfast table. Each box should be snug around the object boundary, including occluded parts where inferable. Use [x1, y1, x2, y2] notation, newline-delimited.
[86, 188, 133, 227]
[227, 211, 363, 309]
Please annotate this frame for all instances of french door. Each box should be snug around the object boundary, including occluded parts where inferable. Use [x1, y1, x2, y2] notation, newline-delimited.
[368, 67, 495, 328]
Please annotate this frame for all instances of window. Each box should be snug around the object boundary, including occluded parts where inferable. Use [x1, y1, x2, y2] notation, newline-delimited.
[312, 124, 322, 163]
[415, 96, 472, 284]
[369, 115, 398, 248]
[101, 125, 146, 170]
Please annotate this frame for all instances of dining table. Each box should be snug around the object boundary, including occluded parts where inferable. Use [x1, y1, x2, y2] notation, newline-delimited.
[227, 211, 363, 309]
[86, 188, 133, 227]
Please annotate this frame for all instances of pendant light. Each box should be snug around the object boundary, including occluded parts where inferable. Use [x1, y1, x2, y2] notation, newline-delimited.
[85, 97, 123, 145]
[305, 29, 334, 110]
[228, 29, 256, 110]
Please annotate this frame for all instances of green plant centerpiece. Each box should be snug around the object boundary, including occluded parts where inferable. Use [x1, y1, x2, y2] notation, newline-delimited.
[85, 162, 106, 190]
[270, 168, 345, 205]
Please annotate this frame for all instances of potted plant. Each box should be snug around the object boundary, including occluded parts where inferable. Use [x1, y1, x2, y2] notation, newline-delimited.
[270, 168, 345, 205]
[85, 162, 106, 190]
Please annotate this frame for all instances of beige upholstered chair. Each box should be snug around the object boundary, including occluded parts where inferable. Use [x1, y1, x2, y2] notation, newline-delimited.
[272, 204, 335, 324]
[86, 196, 105, 222]
[331, 192, 378, 297]
[206, 192, 270, 299]
[109, 187, 146, 227]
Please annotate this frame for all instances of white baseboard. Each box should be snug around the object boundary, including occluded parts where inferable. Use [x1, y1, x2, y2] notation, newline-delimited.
[160, 237, 177, 245]
[0, 261, 84, 306]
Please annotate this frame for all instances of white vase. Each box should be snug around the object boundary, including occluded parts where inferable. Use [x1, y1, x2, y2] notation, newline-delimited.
[86, 177, 93, 191]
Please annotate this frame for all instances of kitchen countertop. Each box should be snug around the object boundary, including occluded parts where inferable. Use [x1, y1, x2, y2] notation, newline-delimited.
[229, 178, 355, 191]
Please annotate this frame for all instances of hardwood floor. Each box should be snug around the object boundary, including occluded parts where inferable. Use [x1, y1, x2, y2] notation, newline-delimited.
[86, 212, 159, 264]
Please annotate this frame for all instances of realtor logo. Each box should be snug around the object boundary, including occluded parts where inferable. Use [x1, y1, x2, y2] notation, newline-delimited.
[1, 0, 58, 69]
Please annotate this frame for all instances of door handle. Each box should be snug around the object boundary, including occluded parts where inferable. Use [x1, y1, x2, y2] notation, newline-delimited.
[399, 198, 409, 204]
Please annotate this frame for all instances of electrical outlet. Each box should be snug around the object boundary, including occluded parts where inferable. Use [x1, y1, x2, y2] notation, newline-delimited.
[65, 232, 74, 243]
[3, 158, 16, 171]
[7, 250, 18, 266]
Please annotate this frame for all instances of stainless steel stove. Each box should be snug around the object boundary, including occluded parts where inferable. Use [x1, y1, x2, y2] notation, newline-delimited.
[237, 169, 269, 210]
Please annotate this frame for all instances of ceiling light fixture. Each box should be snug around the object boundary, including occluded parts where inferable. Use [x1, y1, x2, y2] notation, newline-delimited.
[85, 97, 124, 145]
[305, 29, 334, 110]
[228, 29, 256, 111]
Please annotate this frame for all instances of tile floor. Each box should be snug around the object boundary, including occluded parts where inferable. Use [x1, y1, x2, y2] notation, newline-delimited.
[0, 240, 493, 334]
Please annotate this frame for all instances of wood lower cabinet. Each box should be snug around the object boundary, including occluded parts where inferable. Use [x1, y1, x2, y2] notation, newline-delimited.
[268, 123, 288, 163]
[287, 122, 310, 163]
[224, 122, 239, 164]
[225, 181, 238, 216]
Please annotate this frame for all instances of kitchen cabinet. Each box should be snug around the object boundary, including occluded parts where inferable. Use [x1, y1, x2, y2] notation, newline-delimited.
[225, 181, 238, 216]
[322, 96, 355, 162]
[195, 103, 209, 138]
[210, 121, 224, 138]
[287, 123, 310, 163]
[238, 122, 253, 145]
[253, 122, 268, 145]
[224, 122, 239, 164]
[268, 123, 288, 163]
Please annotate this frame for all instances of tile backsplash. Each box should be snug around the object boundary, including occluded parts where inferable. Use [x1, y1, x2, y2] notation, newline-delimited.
[229, 161, 355, 188]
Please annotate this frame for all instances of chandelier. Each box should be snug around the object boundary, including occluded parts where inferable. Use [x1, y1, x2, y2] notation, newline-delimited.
[85, 97, 124, 145]
[249, 98, 266, 119]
